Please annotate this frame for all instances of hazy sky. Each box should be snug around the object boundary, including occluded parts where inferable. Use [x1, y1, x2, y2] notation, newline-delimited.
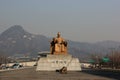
[0, 0, 120, 42]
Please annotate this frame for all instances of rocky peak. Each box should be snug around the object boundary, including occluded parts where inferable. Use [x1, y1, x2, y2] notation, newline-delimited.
[0, 25, 49, 56]
[0, 25, 30, 39]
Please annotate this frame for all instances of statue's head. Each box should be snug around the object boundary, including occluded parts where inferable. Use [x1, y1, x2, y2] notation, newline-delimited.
[57, 32, 61, 37]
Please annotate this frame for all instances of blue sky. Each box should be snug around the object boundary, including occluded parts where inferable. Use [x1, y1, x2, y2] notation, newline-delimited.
[0, 0, 120, 42]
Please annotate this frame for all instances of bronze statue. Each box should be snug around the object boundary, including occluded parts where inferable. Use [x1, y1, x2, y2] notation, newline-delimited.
[50, 32, 67, 54]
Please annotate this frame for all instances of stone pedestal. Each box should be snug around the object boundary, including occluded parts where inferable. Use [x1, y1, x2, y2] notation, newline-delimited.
[36, 54, 81, 71]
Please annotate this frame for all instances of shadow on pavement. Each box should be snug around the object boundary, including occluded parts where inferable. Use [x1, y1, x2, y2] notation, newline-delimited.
[82, 68, 120, 80]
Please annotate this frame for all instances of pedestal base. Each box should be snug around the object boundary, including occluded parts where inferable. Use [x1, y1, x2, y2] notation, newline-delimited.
[36, 54, 82, 71]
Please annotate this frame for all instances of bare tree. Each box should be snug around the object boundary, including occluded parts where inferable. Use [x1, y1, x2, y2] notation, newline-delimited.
[108, 51, 120, 69]
[90, 53, 103, 68]
[0, 54, 9, 66]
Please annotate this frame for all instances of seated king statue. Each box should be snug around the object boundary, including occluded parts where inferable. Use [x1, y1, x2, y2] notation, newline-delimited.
[50, 32, 67, 55]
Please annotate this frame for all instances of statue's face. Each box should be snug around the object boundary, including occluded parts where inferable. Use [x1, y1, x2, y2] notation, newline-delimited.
[57, 32, 61, 37]
[57, 34, 60, 37]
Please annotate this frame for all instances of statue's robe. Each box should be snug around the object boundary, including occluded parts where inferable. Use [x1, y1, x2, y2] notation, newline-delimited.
[51, 37, 67, 54]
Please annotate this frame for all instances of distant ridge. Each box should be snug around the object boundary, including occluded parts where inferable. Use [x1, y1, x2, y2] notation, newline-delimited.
[95, 40, 120, 48]
[0, 25, 49, 57]
[0, 25, 120, 60]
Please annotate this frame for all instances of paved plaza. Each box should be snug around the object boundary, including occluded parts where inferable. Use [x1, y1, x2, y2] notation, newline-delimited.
[0, 67, 119, 80]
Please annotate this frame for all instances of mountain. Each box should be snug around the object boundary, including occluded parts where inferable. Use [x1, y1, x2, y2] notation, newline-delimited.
[0, 25, 49, 57]
[0, 25, 120, 60]
[95, 40, 120, 49]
